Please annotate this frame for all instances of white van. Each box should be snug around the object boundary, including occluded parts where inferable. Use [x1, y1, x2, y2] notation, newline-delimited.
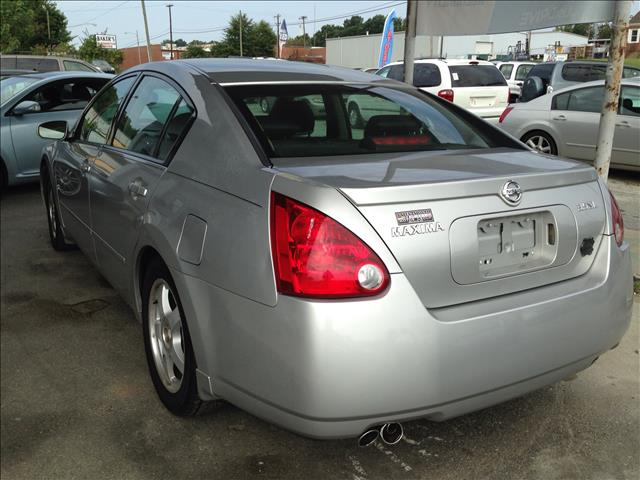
[376, 59, 510, 123]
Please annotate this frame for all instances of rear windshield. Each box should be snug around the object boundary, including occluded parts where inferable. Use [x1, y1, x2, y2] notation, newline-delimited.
[224, 84, 513, 159]
[449, 65, 507, 87]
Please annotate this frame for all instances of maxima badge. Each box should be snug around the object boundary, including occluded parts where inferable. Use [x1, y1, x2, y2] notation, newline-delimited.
[500, 180, 522, 206]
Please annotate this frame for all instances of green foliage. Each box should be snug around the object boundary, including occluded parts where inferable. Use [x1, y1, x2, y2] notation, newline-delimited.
[211, 13, 276, 58]
[162, 38, 187, 47]
[287, 34, 312, 47]
[596, 23, 612, 40]
[77, 35, 123, 67]
[311, 14, 405, 47]
[0, 0, 71, 53]
[555, 24, 594, 38]
[183, 44, 209, 59]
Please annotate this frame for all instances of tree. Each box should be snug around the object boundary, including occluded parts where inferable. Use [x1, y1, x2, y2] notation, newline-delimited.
[287, 34, 312, 47]
[183, 44, 208, 58]
[596, 23, 613, 40]
[251, 20, 277, 57]
[310, 14, 405, 47]
[0, 0, 71, 53]
[163, 38, 187, 47]
[556, 23, 594, 39]
[212, 13, 276, 58]
[77, 35, 124, 67]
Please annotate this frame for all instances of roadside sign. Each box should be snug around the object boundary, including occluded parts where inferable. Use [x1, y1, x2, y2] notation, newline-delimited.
[96, 34, 117, 49]
[378, 10, 397, 68]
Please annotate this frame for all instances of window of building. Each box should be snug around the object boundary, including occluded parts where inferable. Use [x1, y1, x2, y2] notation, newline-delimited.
[628, 28, 639, 43]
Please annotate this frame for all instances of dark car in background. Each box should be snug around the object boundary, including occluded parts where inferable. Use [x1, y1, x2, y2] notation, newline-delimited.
[0, 55, 99, 73]
[91, 59, 116, 74]
[520, 60, 640, 102]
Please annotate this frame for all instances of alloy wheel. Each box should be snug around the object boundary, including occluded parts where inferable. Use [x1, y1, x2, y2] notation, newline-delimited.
[526, 135, 553, 154]
[148, 279, 185, 393]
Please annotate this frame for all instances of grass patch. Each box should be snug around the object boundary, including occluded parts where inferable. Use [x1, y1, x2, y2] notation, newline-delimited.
[587, 57, 640, 68]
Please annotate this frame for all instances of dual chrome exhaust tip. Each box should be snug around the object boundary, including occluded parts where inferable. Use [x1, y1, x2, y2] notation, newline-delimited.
[357, 422, 404, 447]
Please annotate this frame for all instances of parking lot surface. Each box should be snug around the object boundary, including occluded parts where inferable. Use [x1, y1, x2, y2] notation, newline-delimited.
[1, 173, 638, 480]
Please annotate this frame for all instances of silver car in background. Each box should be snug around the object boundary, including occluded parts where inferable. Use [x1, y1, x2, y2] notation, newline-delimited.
[0, 72, 112, 189]
[499, 78, 640, 172]
[38, 59, 633, 442]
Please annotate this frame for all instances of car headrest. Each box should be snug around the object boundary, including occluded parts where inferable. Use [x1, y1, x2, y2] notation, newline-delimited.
[268, 98, 315, 135]
[364, 115, 423, 139]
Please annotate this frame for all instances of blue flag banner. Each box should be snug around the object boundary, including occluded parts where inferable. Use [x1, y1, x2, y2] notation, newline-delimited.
[378, 10, 397, 69]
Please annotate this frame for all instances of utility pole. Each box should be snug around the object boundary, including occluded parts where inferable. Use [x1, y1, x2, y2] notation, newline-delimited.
[167, 4, 174, 60]
[239, 11, 243, 56]
[141, 0, 152, 62]
[403, 0, 417, 85]
[275, 14, 281, 58]
[300, 16, 307, 47]
[43, 4, 51, 53]
[594, 0, 632, 182]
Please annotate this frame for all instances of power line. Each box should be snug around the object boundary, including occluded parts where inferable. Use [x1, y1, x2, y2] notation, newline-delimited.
[121, 0, 405, 48]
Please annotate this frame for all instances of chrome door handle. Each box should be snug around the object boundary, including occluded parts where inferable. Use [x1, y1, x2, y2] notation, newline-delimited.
[552, 115, 566, 121]
[615, 121, 630, 128]
[128, 180, 148, 198]
[80, 160, 91, 173]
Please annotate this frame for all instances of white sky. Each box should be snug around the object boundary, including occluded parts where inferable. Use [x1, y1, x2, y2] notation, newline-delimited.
[56, 0, 640, 49]
[57, 0, 406, 48]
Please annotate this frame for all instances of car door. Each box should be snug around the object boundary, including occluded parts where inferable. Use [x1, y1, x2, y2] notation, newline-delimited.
[88, 73, 195, 294]
[53, 75, 137, 259]
[8, 77, 109, 179]
[550, 86, 603, 161]
[614, 85, 640, 169]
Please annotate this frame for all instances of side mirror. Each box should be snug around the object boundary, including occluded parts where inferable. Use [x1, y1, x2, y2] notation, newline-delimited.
[38, 120, 68, 140]
[12, 100, 41, 116]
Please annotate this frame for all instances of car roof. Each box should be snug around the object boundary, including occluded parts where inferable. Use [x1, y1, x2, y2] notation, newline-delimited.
[131, 58, 401, 85]
[384, 58, 496, 67]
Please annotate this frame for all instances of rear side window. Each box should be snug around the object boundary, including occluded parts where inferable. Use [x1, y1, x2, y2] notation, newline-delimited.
[63, 60, 95, 72]
[449, 65, 507, 87]
[623, 67, 640, 79]
[80, 77, 135, 144]
[383, 64, 441, 87]
[552, 86, 603, 113]
[499, 64, 514, 79]
[515, 64, 533, 80]
[619, 86, 640, 117]
[17, 57, 59, 72]
[561, 64, 606, 82]
[526, 63, 554, 83]
[112, 76, 193, 160]
[224, 84, 509, 159]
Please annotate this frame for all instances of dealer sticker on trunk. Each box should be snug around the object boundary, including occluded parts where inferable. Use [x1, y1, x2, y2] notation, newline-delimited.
[392, 209, 444, 237]
[395, 209, 434, 225]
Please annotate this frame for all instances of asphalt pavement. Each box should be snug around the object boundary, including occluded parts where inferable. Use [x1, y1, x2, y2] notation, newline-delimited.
[1, 172, 638, 480]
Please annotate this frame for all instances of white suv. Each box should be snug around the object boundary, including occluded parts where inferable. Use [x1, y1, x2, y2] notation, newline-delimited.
[376, 59, 509, 123]
[495, 61, 536, 102]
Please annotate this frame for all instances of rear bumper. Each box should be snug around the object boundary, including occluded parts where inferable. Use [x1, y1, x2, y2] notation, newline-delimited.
[175, 235, 633, 439]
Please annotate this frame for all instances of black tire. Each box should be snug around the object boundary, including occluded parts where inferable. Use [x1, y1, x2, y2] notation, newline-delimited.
[348, 102, 363, 129]
[43, 175, 74, 251]
[141, 257, 210, 416]
[521, 130, 558, 156]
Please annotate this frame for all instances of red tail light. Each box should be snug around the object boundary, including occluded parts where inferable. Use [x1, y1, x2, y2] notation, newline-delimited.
[499, 106, 514, 123]
[437, 89, 454, 102]
[270, 192, 390, 298]
[609, 190, 624, 247]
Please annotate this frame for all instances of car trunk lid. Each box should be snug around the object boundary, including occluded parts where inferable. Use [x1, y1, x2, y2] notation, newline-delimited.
[274, 148, 607, 308]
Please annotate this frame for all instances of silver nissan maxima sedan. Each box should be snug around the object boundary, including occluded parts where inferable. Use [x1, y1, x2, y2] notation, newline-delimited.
[38, 59, 633, 444]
